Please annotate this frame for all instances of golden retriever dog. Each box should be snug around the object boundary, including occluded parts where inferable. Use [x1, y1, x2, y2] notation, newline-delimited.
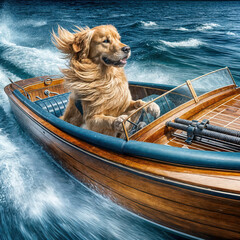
[52, 25, 160, 137]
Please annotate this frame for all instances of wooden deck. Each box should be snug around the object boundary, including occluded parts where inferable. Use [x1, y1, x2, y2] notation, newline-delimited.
[163, 93, 240, 151]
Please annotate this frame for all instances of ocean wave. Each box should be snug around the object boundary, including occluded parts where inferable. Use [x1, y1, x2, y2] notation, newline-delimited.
[176, 23, 220, 32]
[0, 22, 14, 45]
[0, 67, 20, 111]
[0, 14, 60, 78]
[19, 20, 48, 27]
[0, 40, 65, 76]
[160, 38, 204, 48]
[0, 13, 30, 47]
[0, 121, 69, 220]
[226, 31, 236, 36]
[176, 27, 190, 31]
[0, 17, 63, 78]
[0, 66, 20, 87]
[196, 23, 220, 31]
[126, 63, 174, 84]
[121, 20, 159, 29]
[109, 13, 132, 18]
[140, 21, 158, 27]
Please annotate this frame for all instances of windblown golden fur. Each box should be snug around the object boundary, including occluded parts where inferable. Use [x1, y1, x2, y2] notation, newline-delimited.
[52, 25, 160, 137]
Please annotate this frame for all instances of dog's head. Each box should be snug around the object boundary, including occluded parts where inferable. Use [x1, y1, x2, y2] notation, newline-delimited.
[52, 25, 130, 67]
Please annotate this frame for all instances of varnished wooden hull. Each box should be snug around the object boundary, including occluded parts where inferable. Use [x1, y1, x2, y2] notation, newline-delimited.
[4, 76, 240, 240]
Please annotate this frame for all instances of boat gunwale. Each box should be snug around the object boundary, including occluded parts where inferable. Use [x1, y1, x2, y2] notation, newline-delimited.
[6, 85, 240, 171]
[4, 76, 240, 240]
[6, 90, 240, 201]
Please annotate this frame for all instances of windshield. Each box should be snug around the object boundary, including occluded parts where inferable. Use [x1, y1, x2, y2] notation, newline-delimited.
[122, 67, 236, 141]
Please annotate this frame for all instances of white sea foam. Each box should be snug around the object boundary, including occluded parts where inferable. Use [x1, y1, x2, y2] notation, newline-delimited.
[0, 25, 66, 76]
[0, 66, 64, 219]
[19, 20, 48, 27]
[176, 27, 190, 31]
[196, 23, 220, 31]
[0, 66, 20, 84]
[0, 22, 14, 45]
[1, 44, 65, 76]
[140, 21, 157, 27]
[226, 31, 236, 36]
[0, 27, 65, 76]
[0, 67, 20, 112]
[110, 13, 131, 18]
[176, 23, 219, 32]
[30, 186, 64, 218]
[0, 138, 25, 206]
[160, 38, 204, 48]
[0, 11, 64, 76]
[0, 130, 65, 219]
[126, 63, 174, 85]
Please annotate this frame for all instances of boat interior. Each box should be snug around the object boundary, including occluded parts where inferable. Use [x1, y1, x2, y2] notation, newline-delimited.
[14, 67, 240, 152]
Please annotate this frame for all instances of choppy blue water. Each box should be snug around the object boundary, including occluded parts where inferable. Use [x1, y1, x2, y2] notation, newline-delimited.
[0, 1, 240, 239]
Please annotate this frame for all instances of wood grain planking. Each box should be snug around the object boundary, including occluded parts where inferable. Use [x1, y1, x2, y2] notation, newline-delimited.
[134, 87, 237, 142]
[7, 86, 240, 191]
[166, 137, 229, 152]
[29, 84, 67, 101]
[9, 96, 240, 239]
[163, 92, 240, 151]
[5, 77, 240, 239]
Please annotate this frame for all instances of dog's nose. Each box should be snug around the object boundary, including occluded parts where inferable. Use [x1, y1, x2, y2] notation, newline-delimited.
[122, 46, 131, 53]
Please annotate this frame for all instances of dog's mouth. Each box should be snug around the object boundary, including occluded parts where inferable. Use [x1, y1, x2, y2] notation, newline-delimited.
[102, 56, 128, 67]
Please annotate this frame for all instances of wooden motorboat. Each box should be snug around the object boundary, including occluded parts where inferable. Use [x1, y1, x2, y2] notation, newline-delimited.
[4, 67, 240, 239]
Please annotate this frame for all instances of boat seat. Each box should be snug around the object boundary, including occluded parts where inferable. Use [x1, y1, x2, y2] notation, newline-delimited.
[34, 93, 175, 119]
[34, 92, 71, 117]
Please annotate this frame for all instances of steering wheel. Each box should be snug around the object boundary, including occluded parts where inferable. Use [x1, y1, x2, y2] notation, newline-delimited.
[127, 108, 150, 136]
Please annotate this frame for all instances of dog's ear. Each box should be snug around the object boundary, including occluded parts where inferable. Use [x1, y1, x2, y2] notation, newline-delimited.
[52, 26, 75, 55]
[72, 27, 93, 59]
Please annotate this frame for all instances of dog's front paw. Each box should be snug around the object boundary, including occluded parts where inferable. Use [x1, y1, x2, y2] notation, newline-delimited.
[113, 115, 128, 132]
[134, 100, 145, 109]
[147, 102, 160, 118]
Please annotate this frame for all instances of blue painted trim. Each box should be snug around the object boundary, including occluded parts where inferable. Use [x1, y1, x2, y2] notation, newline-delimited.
[13, 90, 126, 153]
[13, 89, 240, 170]
[123, 141, 240, 170]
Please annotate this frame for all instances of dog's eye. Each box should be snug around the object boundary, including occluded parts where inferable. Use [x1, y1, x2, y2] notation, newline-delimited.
[103, 39, 110, 43]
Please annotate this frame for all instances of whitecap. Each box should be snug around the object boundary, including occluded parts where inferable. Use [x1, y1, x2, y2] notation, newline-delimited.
[1, 43, 66, 76]
[196, 23, 220, 31]
[30, 186, 64, 218]
[0, 20, 65, 76]
[0, 66, 20, 86]
[32, 20, 47, 27]
[126, 63, 174, 85]
[160, 38, 204, 48]
[226, 31, 236, 36]
[0, 129, 65, 220]
[0, 67, 20, 112]
[140, 21, 157, 27]
[110, 13, 131, 18]
[176, 27, 190, 31]
[0, 13, 29, 46]
[0, 22, 14, 45]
